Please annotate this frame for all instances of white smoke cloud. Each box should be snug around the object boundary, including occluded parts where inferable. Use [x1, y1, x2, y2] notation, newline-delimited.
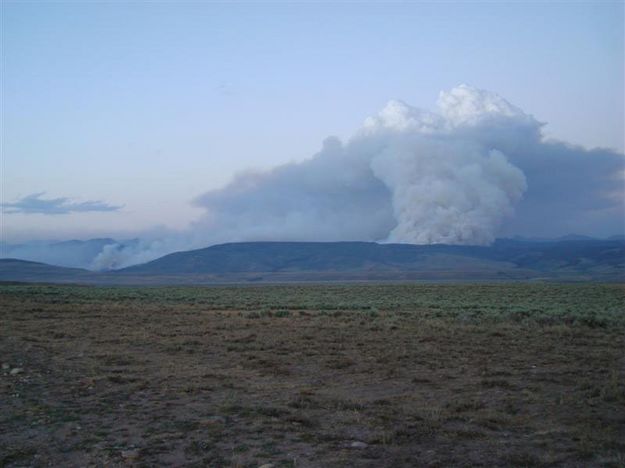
[11, 84, 621, 270]
[371, 142, 526, 245]
[189, 84, 531, 248]
[91, 240, 168, 271]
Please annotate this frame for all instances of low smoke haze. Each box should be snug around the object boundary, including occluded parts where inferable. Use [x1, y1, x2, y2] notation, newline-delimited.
[2, 2, 623, 270]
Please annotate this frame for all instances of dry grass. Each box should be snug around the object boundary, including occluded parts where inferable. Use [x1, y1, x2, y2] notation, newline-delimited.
[1, 283, 624, 467]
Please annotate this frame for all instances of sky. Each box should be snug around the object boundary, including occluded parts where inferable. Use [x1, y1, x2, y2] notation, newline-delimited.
[2, 0, 624, 246]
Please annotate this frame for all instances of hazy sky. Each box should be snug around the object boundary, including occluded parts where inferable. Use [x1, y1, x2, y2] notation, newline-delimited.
[2, 1, 624, 242]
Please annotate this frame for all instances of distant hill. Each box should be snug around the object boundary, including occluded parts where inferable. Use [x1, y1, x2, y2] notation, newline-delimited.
[118, 239, 625, 282]
[118, 241, 521, 281]
[0, 258, 96, 283]
[511, 234, 599, 242]
[0, 238, 118, 269]
[1, 239, 623, 284]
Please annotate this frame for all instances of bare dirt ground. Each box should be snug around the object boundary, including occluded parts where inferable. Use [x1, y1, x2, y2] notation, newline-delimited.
[1, 283, 624, 467]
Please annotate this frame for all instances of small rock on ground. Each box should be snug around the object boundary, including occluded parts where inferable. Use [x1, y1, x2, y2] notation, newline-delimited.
[121, 449, 140, 460]
[350, 441, 368, 449]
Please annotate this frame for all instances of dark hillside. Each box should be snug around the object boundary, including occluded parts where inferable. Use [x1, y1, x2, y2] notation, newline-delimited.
[2, 239, 623, 284]
[119, 239, 625, 281]
[0, 259, 95, 283]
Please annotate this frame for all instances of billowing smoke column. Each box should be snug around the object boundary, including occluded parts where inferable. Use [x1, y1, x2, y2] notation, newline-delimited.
[89, 84, 622, 269]
[191, 85, 530, 247]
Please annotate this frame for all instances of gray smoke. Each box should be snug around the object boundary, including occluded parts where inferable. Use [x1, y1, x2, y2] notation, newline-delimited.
[191, 86, 532, 248]
[8, 85, 624, 270]
[94, 85, 624, 269]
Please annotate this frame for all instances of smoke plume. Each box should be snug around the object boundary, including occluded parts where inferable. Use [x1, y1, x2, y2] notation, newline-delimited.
[8, 85, 624, 270]
[191, 86, 532, 247]
[93, 85, 625, 268]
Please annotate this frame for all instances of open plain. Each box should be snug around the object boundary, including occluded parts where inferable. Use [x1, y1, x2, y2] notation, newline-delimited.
[1, 283, 624, 467]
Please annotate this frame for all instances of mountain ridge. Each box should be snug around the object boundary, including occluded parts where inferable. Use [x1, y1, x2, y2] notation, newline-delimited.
[1, 239, 622, 284]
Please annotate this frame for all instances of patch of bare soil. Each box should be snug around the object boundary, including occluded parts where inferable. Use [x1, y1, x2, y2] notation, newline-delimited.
[1, 286, 624, 467]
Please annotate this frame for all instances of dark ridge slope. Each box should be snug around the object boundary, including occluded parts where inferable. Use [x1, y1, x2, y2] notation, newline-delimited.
[119, 241, 492, 274]
[119, 239, 625, 279]
[0, 258, 94, 283]
[2, 239, 623, 284]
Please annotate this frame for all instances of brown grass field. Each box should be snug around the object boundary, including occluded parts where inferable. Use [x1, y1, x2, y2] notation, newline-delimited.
[1, 283, 624, 467]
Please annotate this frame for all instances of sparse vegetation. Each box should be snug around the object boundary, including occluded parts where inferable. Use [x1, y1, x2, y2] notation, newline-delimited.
[1, 283, 624, 466]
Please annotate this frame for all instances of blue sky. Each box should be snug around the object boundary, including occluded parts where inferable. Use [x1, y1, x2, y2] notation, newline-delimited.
[2, 1, 624, 241]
